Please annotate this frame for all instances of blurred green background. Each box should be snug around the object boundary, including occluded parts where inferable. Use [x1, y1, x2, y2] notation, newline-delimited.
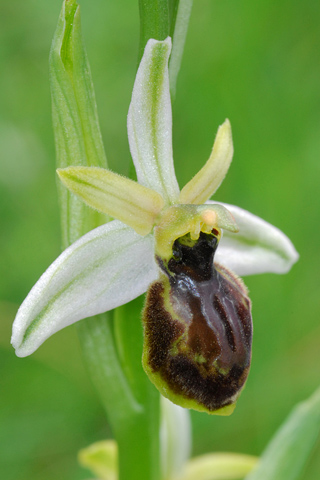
[1, 1, 319, 479]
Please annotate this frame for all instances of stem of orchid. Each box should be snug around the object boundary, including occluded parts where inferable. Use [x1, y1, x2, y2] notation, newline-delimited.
[77, 312, 161, 480]
[138, 0, 170, 61]
[114, 297, 161, 480]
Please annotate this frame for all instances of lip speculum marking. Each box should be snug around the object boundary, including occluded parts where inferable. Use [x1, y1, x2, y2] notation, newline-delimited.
[142, 231, 252, 415]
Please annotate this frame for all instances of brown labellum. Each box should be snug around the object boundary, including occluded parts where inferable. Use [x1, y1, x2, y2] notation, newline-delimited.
[142, 231, 252, 414]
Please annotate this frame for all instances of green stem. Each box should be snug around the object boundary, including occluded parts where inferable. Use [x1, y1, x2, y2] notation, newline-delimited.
[77, 313, 161, 480]
[114, 296, 161, 480]
[138, 0, 170, 61]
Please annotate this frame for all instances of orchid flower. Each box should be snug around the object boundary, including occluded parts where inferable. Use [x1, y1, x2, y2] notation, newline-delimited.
[11, 37, 298, 415]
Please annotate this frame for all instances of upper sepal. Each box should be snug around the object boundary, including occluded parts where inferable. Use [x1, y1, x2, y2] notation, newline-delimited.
[127, 38, 180, 206]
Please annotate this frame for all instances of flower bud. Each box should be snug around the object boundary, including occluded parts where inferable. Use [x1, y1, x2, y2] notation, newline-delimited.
[142, 230, 252, 415]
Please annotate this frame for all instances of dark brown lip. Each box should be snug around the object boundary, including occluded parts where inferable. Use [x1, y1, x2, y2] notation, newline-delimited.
[143, 232, 253, 413]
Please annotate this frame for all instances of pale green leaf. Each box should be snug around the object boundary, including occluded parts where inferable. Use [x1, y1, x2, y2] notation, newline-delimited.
[245, 387, 320, 480]
[50, 0, 108, 246]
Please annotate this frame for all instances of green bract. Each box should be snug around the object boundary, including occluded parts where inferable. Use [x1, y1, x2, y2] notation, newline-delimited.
[12, 37, 298, 413]
[49, 0, 108, 247]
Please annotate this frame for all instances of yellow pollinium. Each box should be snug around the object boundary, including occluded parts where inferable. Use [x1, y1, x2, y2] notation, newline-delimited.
[154, 203, 238, 261]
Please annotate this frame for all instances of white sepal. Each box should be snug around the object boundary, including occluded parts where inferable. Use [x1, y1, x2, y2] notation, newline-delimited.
[210, 202, 299, 276]
[127, 38, 180, 206]
[12, 220, 157, 357]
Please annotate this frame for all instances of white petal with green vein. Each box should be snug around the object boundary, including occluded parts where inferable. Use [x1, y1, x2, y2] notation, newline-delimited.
[127, 37, 180, 205]
[11, 220, 157, 357]
[211, 202, 299, 276]
[57, 166, 164, 235]
[179, 119, 233, 205]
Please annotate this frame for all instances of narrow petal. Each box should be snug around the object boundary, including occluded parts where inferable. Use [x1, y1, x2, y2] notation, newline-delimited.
[127, 38, 180, 205]
[179, 119, 233, 205]
[57, 166, 164, 235]
[210, 202, 299, 276]
[11, 221, 157, 357]
[179, 453, 258, 480]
